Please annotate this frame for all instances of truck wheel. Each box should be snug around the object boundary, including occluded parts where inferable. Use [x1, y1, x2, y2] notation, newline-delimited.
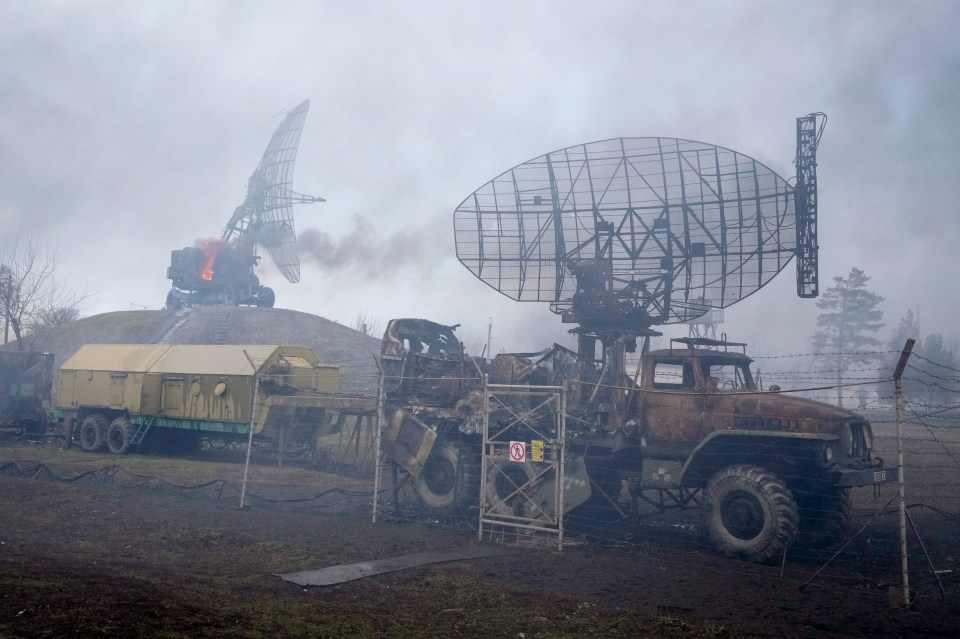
[106, 417, 134, 455]
[258, 287, 275, 308]
[702, 464, 798, 563]
[796, 488, 853, 549]
[484, 459, 541, 518]
[414, 439, 479, 514]
[79, 415, 108, 452]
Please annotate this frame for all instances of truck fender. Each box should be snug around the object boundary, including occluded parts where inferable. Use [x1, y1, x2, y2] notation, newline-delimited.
[676, 429, 839, 488]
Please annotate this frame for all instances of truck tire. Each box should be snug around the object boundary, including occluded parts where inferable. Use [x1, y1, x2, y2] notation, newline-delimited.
[796, 488, 853, 549]
[257, 287, 275, 308]
[106, 417, 134, 455]
[701, 464, 798, 563]
[484, 459, 541, 519]
[79, 415, 109, 452]
[414, 439, 479, 514]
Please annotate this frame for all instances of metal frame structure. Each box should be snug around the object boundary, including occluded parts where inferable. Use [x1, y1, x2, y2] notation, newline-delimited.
[479, 382, 566, 550]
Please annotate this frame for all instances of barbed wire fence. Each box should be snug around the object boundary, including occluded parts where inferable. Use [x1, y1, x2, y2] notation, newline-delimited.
[1, 344, 958, 607]
[367, 343, 960, 606]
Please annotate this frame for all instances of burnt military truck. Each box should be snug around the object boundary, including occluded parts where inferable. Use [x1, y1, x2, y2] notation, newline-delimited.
[379, 318, 896, 563]
[166, 243, 276, 309]
[53, 344, 375, 459]
[0, 350, 54, 435]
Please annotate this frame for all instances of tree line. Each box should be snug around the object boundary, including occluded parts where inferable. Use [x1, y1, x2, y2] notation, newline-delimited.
[811, 266, 958, 411]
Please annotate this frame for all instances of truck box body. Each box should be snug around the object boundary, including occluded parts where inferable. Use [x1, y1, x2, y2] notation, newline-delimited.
[56, 344, 344, 437]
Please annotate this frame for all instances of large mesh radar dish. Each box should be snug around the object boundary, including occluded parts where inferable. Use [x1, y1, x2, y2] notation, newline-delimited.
[222, 99, 321, 283]
[455, 134, 815, 333]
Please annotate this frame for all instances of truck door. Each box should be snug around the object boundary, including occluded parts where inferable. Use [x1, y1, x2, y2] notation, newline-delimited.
[637, 357, 704, 459]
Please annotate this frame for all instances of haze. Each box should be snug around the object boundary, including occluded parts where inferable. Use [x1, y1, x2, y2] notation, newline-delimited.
[1, 0, 957, 358]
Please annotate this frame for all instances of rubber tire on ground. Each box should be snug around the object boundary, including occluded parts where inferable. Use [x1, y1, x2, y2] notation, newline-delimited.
[795, 488, 853, 549]
[79, 415, 109, 452]
[257, 287, 275, 308]
[414, 439, 480, 514]
[701, 464, 799, 564]
[106, 416, 134, 455]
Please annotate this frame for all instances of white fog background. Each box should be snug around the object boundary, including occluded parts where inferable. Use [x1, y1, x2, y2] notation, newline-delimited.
[1, 0, 957, 359]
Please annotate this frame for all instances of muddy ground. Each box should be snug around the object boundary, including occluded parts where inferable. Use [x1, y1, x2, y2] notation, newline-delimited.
[1, 437, 958, 639]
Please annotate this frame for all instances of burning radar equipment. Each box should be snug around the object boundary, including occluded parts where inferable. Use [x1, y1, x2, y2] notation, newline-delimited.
[165, 100, 323, 309]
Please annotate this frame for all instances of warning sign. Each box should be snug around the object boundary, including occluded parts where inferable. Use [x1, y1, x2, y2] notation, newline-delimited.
[509, 441, 526, 462]
[531, 440, 544, 462]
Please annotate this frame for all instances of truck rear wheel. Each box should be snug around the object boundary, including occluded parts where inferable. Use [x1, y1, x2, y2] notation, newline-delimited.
[796, 488, 852, 549]
[702, 464, 798, 563]
[106, 417, 134, 455]
[79, 415, 108, 452]
[414, 439, 479, 514]
[257, 287, 275, 308]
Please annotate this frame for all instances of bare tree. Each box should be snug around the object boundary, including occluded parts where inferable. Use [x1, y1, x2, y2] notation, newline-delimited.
[0, 235, 91, 349]
[351, 310, 381, 337]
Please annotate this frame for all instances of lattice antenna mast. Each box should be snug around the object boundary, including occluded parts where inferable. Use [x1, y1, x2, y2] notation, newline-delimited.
[795, 112, 827, 298]
[222, 99, 324, 284]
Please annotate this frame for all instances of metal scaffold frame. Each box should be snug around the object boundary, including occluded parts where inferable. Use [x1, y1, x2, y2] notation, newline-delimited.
[479, 381, 567, 550]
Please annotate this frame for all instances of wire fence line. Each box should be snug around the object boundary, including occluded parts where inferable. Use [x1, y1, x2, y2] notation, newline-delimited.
[0, 347, 957, 604]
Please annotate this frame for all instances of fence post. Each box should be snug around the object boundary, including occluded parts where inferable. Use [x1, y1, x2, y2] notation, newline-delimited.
[893, 338, 916, 608]
[239, 350, 260, 510]
[372, 356, 384, 523]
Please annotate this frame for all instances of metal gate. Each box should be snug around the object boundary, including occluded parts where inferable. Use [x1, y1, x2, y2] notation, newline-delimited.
[479, 382, 567, 549]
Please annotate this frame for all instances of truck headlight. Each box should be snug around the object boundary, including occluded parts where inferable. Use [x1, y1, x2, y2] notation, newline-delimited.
[824, 445, 834, 463]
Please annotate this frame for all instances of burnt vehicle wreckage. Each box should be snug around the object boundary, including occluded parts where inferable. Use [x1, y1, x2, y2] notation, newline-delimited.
[0, 350, 54, 436]
[9, 111, 895, 564]
[377, 114, 898, 563]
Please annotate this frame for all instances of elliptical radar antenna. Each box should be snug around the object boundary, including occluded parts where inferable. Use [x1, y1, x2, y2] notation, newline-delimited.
[222, 99, 324, 283]
[453, 115, 824, 336]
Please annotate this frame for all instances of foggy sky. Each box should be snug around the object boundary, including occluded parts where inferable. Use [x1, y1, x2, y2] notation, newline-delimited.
[1, 0, 958, 358]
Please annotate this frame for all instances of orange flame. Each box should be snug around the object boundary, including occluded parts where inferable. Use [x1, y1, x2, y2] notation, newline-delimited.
[200, 240, 221, 281]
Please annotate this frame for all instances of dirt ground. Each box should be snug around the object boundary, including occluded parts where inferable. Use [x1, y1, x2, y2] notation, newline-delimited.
[1, 437, 958, 639]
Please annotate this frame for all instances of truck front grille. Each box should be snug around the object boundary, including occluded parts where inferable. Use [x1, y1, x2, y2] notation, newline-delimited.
[849, 421, 870, 460]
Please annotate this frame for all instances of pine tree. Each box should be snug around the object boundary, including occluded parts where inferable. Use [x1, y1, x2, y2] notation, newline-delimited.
[884, 311, 960, 412]
[912, 334, 959, 409]
[811, 267, 885, 407]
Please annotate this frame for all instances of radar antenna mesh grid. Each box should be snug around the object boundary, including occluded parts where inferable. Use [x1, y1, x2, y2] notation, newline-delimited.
[222, 100, 312, 283]
[454, 137, 797, 328]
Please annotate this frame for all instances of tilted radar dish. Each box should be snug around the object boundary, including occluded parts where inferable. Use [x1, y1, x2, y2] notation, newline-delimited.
[165, 100, 324, 309]
[222, 99, 323, 283]
[454, 114, 826, 337]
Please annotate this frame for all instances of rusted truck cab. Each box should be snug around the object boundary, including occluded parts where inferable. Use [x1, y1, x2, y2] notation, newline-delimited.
[637, 341, 885, 487]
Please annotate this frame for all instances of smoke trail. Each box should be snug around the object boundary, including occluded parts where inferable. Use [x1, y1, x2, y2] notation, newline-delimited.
[298, 214, 443, 278]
